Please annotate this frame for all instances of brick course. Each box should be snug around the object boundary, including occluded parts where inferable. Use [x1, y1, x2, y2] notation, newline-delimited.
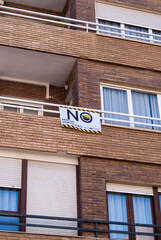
[0, 231, 100, 240]
[79, 156, 161, 237]
[76, 59, 161, 109]
[0, 111, 161, 165]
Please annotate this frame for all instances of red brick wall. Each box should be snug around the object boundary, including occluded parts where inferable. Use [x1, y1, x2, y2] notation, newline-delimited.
[0, 112, 161, 165]
[79, 156, 161, 220]
[0, 80, 66, 104]
[0, 80, 46, 100]
[0, 231, 97, 240]
[76, 59, 161, 109]
[70, 0, 96, 21]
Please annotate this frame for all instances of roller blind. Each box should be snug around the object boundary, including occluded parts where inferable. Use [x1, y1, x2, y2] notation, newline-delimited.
[106, 183, 153, 195]
[0, 157, 21, 189]
[27, 160, 77, 236]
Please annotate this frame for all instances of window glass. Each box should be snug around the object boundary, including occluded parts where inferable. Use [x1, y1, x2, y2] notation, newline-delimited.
[152, 30, 161, 44]
[132, 195, 153, 239]
[103, 88, 129, 125]
[24, 108, 39, 115]
[108, 192, 128, 239]
[98, 20, 121, 37]
[159, 194, 161, 210]
[4, 106, 20, 113]
[0, 189, 19, 231]
[125, 25, 149, 42]
[131, 92, 161, 129]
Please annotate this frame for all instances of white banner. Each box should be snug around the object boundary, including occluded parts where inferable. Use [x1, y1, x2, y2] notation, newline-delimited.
[59, 107, 101, 134]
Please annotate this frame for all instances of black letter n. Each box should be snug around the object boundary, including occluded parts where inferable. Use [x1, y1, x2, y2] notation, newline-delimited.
[67, 109, 79, 121]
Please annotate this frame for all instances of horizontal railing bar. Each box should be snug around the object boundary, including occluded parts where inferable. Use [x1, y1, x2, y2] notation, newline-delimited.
[101, 111, 161, 121]
[0, 221, 161, 236]
[0, 103, 59, 114]
[0, 11, 89, 30]
[1, 96, 161, 122]
[0, 213, 161, 228]
[101, 117, 161, 128]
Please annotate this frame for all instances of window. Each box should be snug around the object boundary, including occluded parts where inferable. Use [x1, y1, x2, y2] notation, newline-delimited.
[96, 3, 161, 44]
[98, 19, 161, 44]
[101, 86, 161, 130]
[0, 188, 19, 231]
[0, 101, 43, 116]
[107, 184, 155, 240]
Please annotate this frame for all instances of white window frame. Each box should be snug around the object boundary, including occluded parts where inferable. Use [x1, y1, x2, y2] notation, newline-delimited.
[97, 18, 161, 44]
[0, 100, 43, 116]
[100, 84, 161, 128]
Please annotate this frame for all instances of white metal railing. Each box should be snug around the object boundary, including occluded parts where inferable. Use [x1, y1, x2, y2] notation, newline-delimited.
[0, 5, 161, 44]
[0, 96, 161, 130]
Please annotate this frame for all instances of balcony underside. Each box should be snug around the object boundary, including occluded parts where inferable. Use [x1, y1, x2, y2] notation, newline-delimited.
[0, 45, 76, 87]
[6, 0, 68, 13]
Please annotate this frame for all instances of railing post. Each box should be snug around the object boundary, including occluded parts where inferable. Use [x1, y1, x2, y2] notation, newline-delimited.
[86, 23, 89, 32]
[95, 222, 98, 238]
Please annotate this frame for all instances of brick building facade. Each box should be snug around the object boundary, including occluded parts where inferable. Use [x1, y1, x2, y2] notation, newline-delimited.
[0, 0, 161, 239]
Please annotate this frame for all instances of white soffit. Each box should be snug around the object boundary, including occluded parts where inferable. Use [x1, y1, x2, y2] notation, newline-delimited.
[106, 183, 153, 196]
[96, 2, 161, 30]
[7, 0, 67, 12]
[0, 45, 76, 87]
[158, 188, 161, 193]
[0, 147, 78, 165]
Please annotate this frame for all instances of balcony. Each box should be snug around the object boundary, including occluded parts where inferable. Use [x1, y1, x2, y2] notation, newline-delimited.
[0, 5, 161, 45]
[0, 95, 161, 165]
[0, 212, 161, 239]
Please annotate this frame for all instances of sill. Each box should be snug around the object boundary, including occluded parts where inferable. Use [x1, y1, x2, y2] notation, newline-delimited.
[96, 32, 161, 47]
[102, 122, 161, 134]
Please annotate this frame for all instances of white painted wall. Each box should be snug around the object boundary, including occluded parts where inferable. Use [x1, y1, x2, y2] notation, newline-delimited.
[27, 160, 77, 236]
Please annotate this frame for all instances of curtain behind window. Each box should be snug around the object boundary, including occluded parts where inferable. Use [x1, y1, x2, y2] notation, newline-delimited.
[133, 195, 153, 240]
[0, 189, 19, 231]
[108, 193, 128, 239]
[103, 88, 129, 125]
[132, 92, 160, 129]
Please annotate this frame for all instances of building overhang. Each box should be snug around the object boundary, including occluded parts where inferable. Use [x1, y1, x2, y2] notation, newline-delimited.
[5, 0, 68, 13]
[0, 45, 76, 87]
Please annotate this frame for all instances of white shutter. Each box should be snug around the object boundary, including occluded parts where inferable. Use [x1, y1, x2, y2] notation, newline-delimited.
[0, 157, 21, 189]
[106, 183, 153, 195]
[27, 160, 77, 236]
[96, 2, 161, 30]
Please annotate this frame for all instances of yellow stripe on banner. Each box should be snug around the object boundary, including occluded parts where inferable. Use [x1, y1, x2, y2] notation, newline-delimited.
[62, 125, 102, 134]
[60, 105, 99, 113]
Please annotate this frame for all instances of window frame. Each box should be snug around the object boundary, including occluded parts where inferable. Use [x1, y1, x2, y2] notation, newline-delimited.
[101, 84, 161, 129]
[106, 185, 161, 240]
[0, 100, 43, 116]
[97, 18, 161, 45]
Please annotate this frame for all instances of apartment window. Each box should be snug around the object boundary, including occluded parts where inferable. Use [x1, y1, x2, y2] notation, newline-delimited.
[102, 86, 161, 129]
[96, 3, 161, 44]
[0, 101, 43, 116]
[0, 188, 19, 231]
[98, 20, 121, 37]
[107, 184, 155, 240]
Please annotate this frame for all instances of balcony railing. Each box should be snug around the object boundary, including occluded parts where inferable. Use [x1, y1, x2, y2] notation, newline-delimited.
[0, 5, 161, 44]
[0, 96, 161, 131]
[0, 212, 161, 238]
